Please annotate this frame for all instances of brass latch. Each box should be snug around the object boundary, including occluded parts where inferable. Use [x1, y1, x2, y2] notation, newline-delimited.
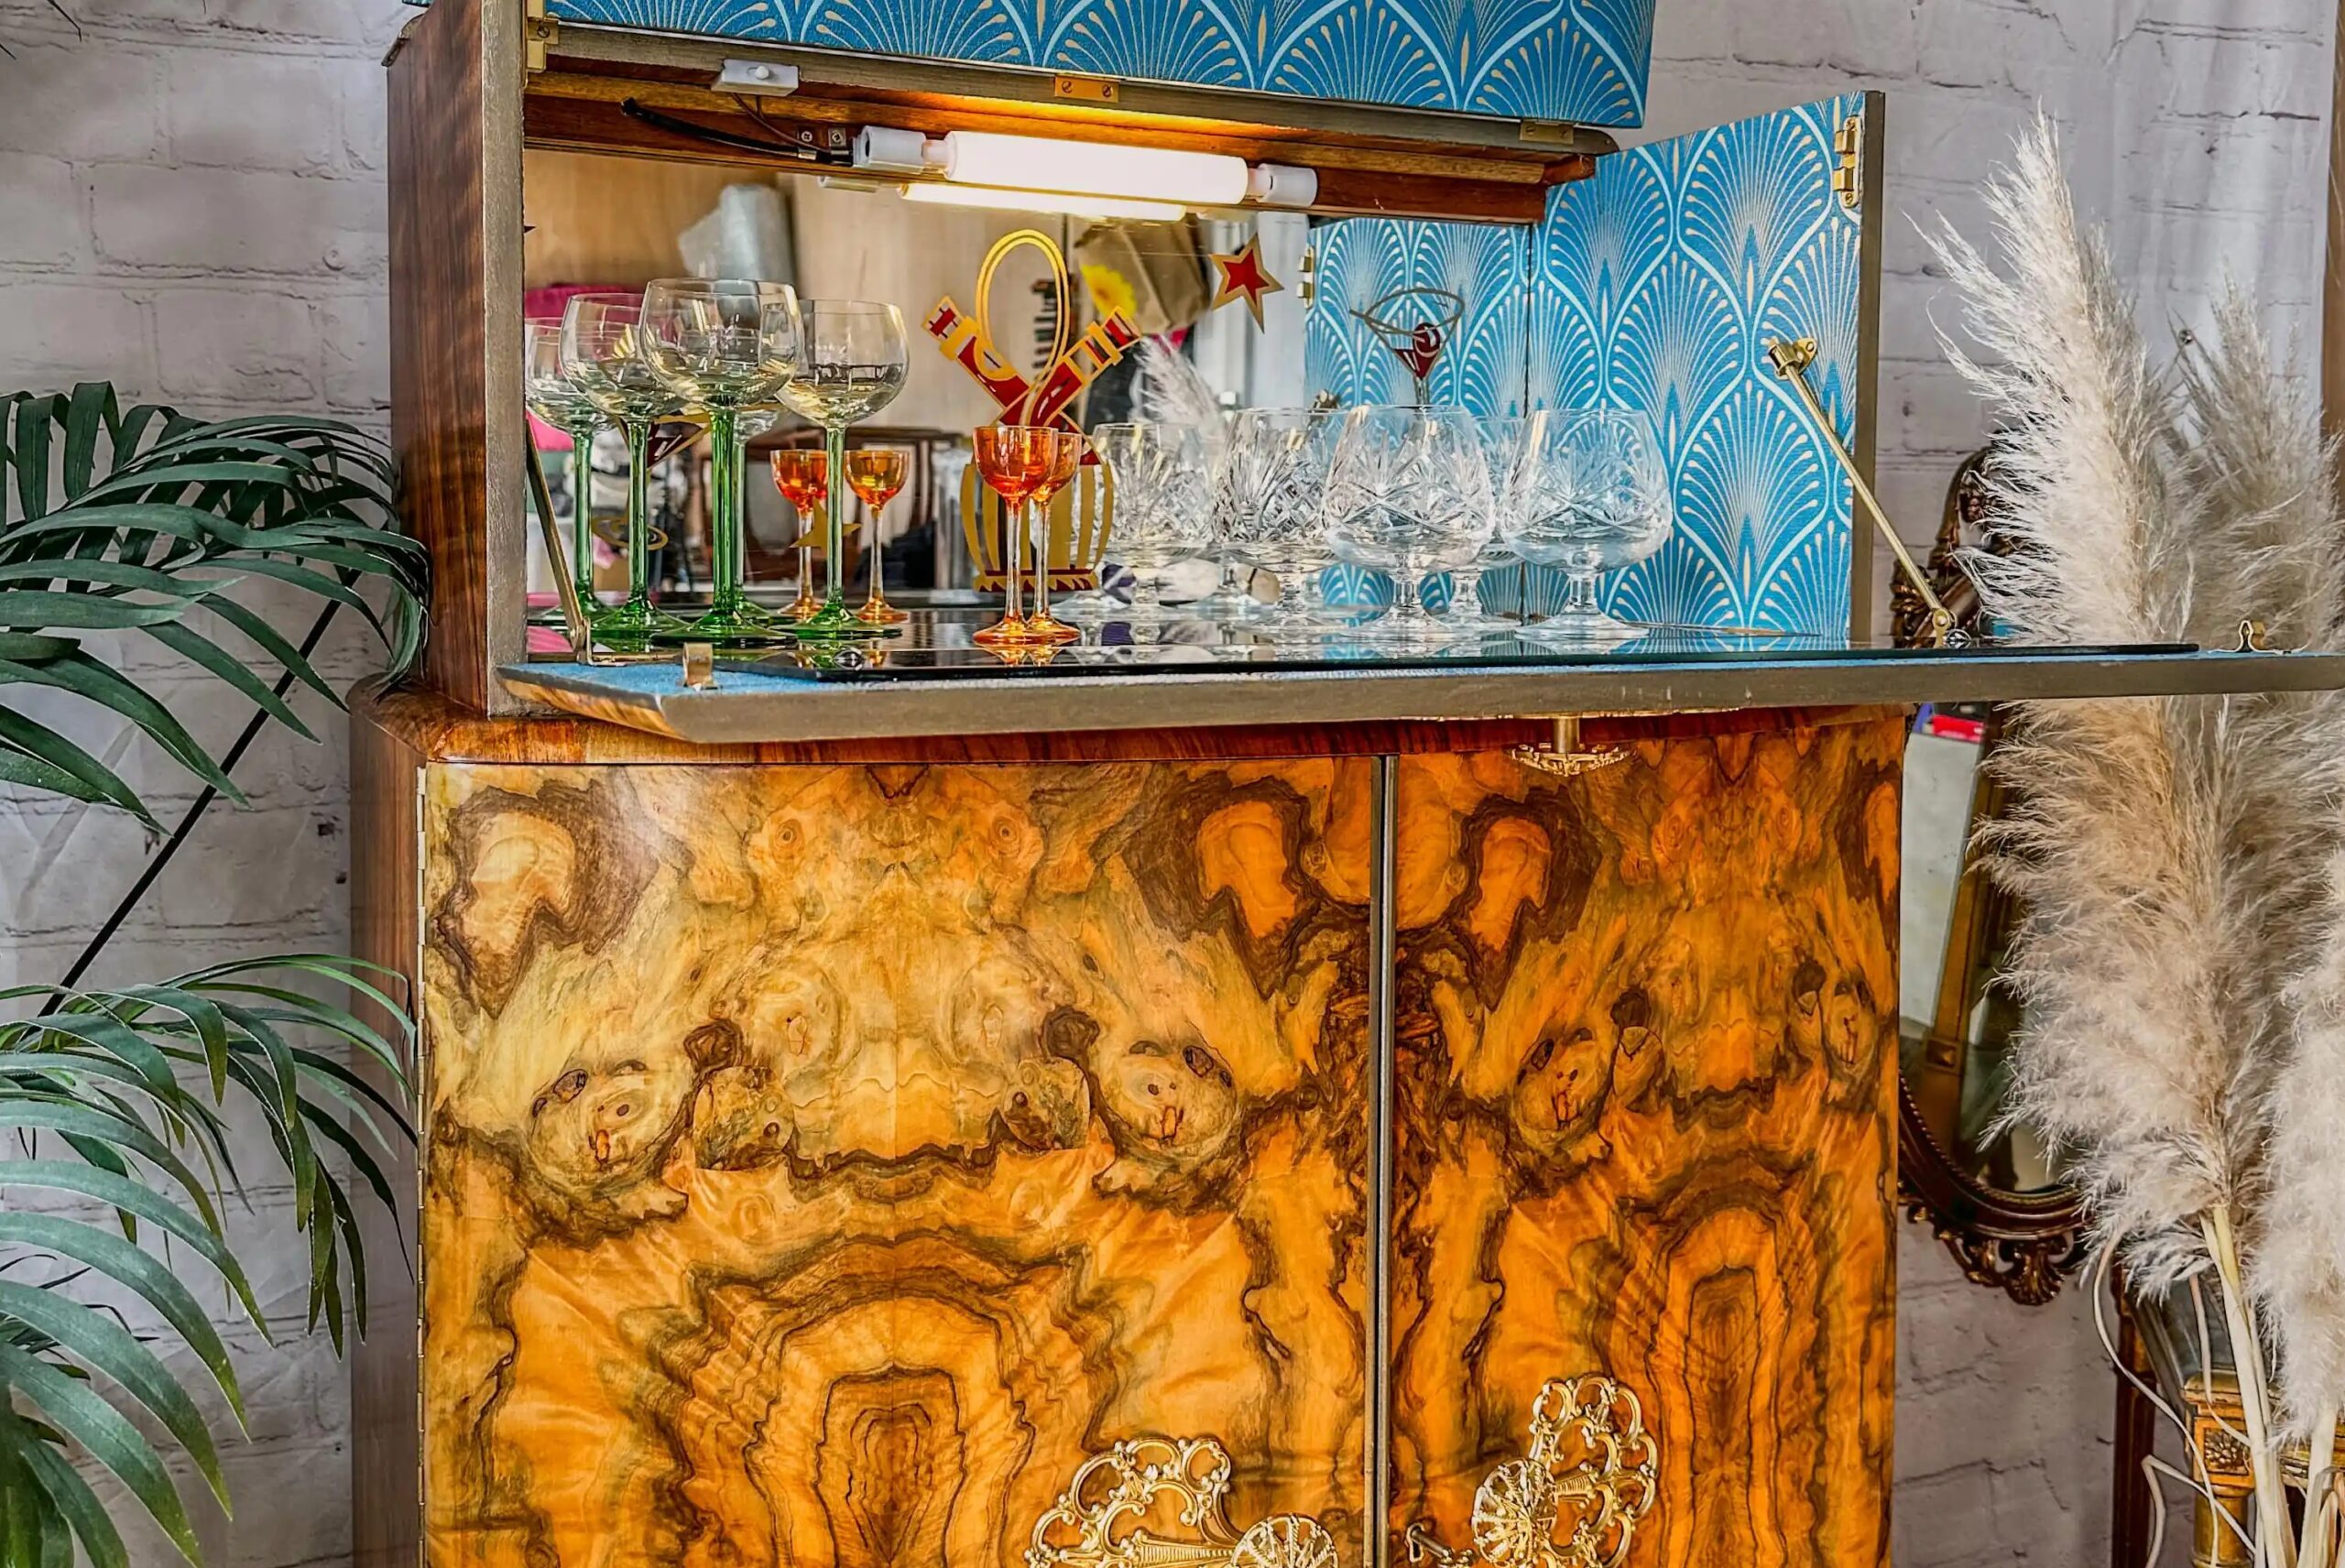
[1768, 335, 1957, 647]
[1508, 716, 1629, 779]
[1833, 114, 1862, 211]
[524, 0, 556, 73]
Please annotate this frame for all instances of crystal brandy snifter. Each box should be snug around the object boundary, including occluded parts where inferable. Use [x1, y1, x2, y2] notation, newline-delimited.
[845, 447, 911, 625]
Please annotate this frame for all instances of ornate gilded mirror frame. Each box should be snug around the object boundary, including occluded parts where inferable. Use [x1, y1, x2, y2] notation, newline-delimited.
[1892, 444, 2089, 1306]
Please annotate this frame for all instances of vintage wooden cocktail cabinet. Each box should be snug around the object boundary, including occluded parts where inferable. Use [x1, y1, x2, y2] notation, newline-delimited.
[354, 3, 2345, 1566]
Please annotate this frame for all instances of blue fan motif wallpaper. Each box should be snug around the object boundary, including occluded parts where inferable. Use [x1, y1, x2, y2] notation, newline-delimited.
[1532, 93, 1870, 635]
[1301, 95, 1872, 632]
[543, 0, 1655, 125]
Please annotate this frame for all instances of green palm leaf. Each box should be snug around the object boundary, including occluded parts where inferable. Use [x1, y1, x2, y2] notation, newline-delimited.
[0, 963, 416, 1565]
[1, 383, 427, 824]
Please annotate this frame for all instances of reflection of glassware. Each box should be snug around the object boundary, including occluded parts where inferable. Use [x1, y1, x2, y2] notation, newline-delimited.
[1503, 408, 1674, 643]
[640, 278, 801, 647]
[769, 449, 828, 621]
[1216, 408, 1340, 635]
[1021, 430, 1085, 646]
[972, 424, 1057, 647]
[1320, 405, 1495, 645]
[1445, 415, 1525, 631]
[525, 321, 606, 632]
[561, 292, 688, 648]
[845, 447, 910, 625]
[779, 300, 908, 637]
[1094, 421, 1212, 629]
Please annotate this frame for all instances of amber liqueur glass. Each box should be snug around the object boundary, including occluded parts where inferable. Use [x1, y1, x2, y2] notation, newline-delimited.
[845, 448, 911, 625]
[1021, 429, 1086, 646]
[769, 449, 829, 622]
[971, 424, 1056, 647]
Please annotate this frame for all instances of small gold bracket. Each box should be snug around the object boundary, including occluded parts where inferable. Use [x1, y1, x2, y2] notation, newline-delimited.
[1768, 335, 1958, 648]
[1517, 120, 1573, 147]
[1509, 716, 1629, 780]
[1027, 1437, 1337, 1568]
[1053, 73, 1120, 103]
[1298, 247, 1317, 307]
[1404, 1377, 1660, 1568]
[2235, 618, 2274, 653]
[523, 0, 557, 73]
[1832, 114, 1863, 212]
[680, 643, 717, 688]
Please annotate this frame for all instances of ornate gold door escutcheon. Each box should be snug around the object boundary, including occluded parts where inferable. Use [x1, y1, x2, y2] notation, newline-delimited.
[1405, 1377, 1660, 1568]
[1027, 1437, 1341, 1568]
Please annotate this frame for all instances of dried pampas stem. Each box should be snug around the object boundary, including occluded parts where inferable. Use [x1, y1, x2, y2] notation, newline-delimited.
[2209, 1206, 2297, 1567]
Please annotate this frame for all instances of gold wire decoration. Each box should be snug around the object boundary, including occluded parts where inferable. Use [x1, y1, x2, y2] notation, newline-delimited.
[1403, 1377, 1660, 1568]
[1026, 1437, 1340, 1568]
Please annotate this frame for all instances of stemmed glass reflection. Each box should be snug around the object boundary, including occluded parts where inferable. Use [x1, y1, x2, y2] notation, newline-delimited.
[1443, 415, 1524, 632]
[639, 278, 801, 646]
[972, 424, 1059, 647]
[1094, 421, 1213, 630]
[1216, 408, 1340, 634]
[769, 449, 828, 621]
[780, 300, 908, 637]
[1320, 405, 1495, 646]
[845, 448, 911, 625]
[1503, 408, 1673, 644]
[560, 293, 687, 648]
[524, 321, 606, 631]
[1021, 430, 1085, 646]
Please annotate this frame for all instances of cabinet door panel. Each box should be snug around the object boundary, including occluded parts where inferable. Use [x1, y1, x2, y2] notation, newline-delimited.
[1389, 716, 1902, 1568]
[418, 758, 1372, 1568]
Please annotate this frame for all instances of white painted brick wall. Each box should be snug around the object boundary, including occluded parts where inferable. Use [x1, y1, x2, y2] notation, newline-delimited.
[0, 0, 2329, 1563]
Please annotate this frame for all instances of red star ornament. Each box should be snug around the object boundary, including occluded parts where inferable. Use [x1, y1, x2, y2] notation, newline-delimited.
[1209, 235, 1284, 329]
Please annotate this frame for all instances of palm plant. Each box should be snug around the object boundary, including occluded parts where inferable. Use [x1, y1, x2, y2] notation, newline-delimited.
[0, 384, 426, 1565]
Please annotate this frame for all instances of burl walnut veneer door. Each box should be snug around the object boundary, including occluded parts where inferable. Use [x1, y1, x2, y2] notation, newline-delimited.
[1388, 716, 1902, 1568]
[416, 758, 1374, 1568]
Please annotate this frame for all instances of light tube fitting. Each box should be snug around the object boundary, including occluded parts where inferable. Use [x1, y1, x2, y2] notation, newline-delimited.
[898, 182, 1188, 223]
[935, 130, 1249, 207]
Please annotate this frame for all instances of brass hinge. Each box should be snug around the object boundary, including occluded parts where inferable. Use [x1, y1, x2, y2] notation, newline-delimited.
[1517, 119, 1572, 147]
[1832, 113, 1862, 211]
[1052, 73, 1119, 103]
[524, 0, 556, 74]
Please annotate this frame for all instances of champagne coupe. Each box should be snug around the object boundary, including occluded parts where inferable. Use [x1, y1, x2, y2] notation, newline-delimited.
[769, 449, 829, 621]
[560, 292, 687, 648]
[845, 447, 911, 625]
[1445, 414, 1525, 631]
[1503, 408, 1674, 644]
[1320, 405, 1495, 646]
[524, 321, 605, 630]
[1020, 430, 1086, 646]
[639, 278, 801, 646]
[1216, 408, 1341, 635]
[779, 300, 909, 637]
[972, 424, 1056, 647]
[1093, 421, 1212, 630]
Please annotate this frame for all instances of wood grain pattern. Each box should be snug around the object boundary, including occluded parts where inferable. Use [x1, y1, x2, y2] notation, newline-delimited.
[417, 757, 1374, 1568]
[351, 709, 425, 1568]
[1387, 720, 1903, 1568]
[388, 0, 526, 713]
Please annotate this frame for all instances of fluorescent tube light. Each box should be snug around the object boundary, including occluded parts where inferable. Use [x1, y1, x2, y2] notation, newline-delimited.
[899, 181, 1187, 223]
[935, 130, 1248, 207]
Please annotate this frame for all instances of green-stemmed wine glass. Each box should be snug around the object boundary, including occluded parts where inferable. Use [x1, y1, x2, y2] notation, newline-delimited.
[639, 278, 801, 647]
[560, 293, 688, 648]
[778, 299, 907, 638]
[524, 321, 607, 631]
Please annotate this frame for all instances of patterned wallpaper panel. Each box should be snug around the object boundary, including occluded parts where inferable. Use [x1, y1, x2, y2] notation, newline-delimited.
[1532, 93, 1871, 635]
[545, 0, 1657, 125]
[1301, 95, 1874, 634]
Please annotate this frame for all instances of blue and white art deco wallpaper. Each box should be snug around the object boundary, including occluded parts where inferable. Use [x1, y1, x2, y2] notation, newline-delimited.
[1303, 94, 1874, 635]
[544, 0, 1657, 125]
